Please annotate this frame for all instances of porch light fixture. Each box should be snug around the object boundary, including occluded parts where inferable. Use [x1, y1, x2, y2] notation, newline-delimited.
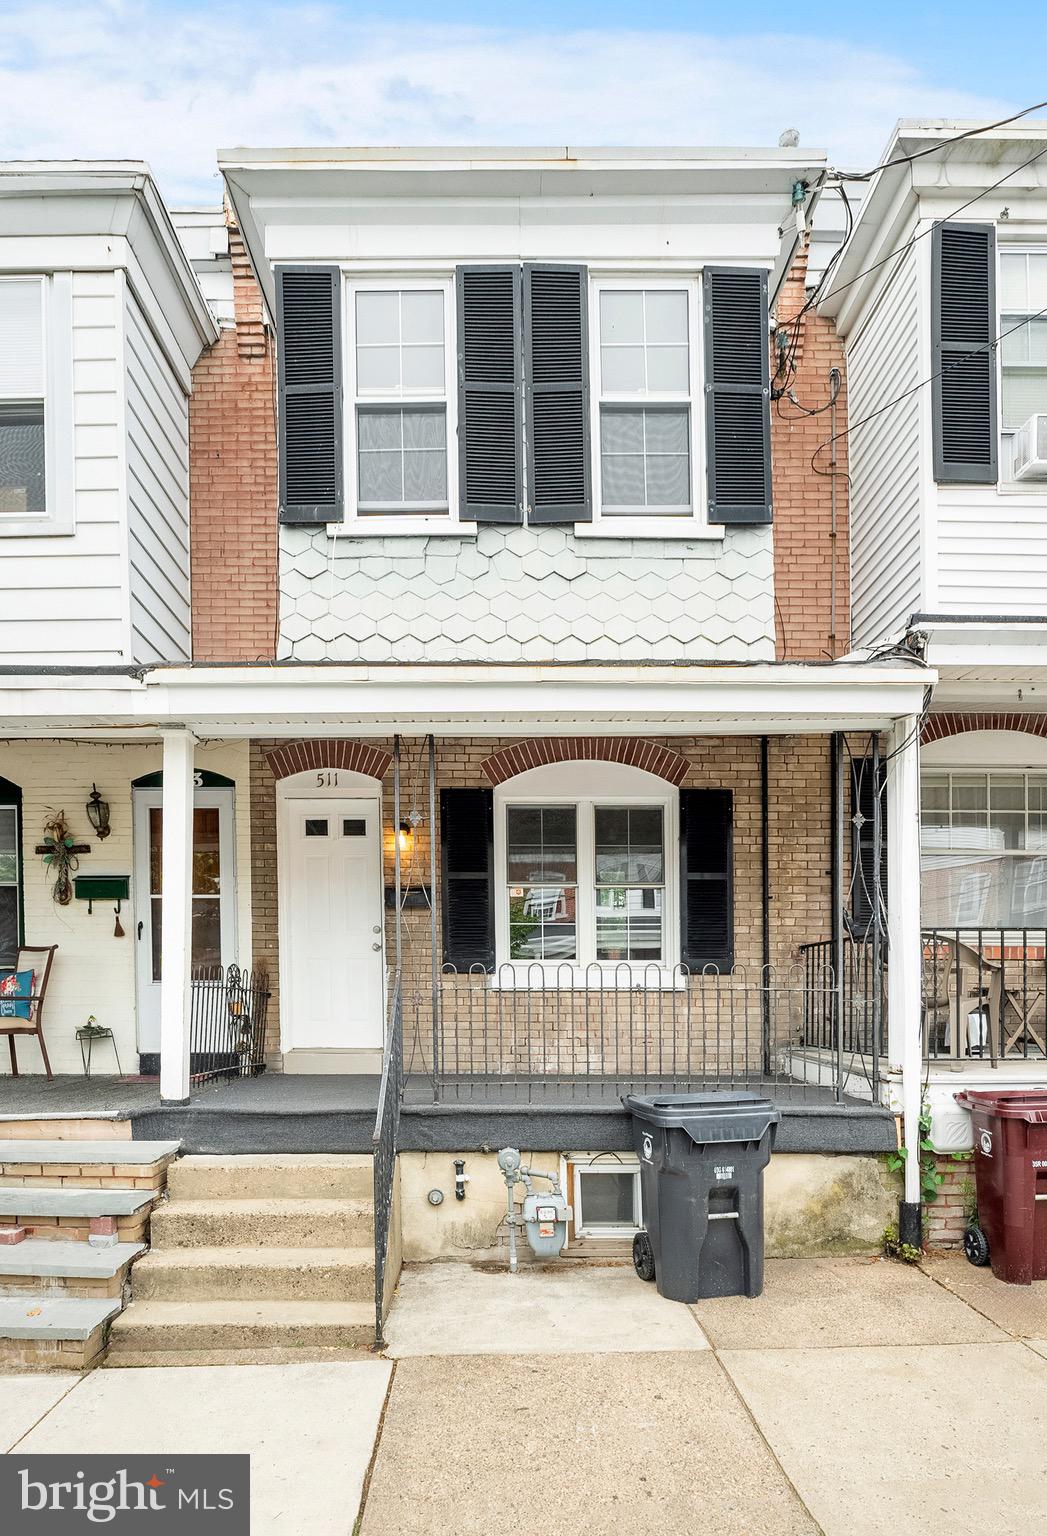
[85, 785, 111, 841]
[398, 818, 414, 855]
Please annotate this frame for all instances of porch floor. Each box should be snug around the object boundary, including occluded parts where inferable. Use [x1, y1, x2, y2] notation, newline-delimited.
[0, 1072, 894, 1156]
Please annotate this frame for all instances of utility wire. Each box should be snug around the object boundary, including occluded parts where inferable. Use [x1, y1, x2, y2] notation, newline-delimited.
[842, 100, 1047, 183]
[811, 300, 1047, 472]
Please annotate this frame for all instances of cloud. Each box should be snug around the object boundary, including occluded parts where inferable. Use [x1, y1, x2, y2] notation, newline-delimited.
[0, 3, 1010, 204]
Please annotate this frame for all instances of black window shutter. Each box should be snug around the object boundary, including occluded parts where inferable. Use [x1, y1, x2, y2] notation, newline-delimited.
[703, 267, 772, 524]
[456, 266, 524, 523]
[931, 222, 998, 484]
[850, 759, 887, 933]
[440, 787, 495, 971]
[679, 789, 733, 970]
[276, 266, 343, 523]
[524, 264, 591, 523]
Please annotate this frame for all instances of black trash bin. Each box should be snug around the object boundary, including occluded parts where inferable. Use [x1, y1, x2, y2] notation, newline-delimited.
[623, 1091, 779, 1302]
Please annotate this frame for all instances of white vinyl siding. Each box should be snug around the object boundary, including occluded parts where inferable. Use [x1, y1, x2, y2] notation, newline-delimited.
[124, 285, 191, 662]
[847, 246, 923, 647]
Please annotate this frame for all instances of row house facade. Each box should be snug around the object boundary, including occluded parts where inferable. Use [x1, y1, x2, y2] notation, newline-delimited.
[0, 145, 940, 1272]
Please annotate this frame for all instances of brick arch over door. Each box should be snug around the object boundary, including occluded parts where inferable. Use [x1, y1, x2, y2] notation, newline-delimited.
[480, 738, 689, 786]
[922, 713, 1047, 744]
[264, 741, 392, 781]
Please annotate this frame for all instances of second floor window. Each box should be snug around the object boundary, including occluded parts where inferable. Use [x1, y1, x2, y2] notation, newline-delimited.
[349, 280, 454, 519]
[0, 278, 46, 521]
[596, 283, 695, 518]
[1000, 250, 1047, 435]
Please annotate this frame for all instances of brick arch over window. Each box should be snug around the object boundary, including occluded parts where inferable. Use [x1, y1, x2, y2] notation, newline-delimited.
[264, 741, 392, 781]
[480, 738, 689, 786]
[922, 713, 1047, 744]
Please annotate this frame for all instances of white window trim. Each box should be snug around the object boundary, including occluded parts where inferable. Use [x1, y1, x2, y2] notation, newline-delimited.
[492, 761, 679, 989]
[571, 1156, 642, 1238]
[336, 272, 466, 539]
[581, 273, 720, 542]
[0, 273, 75, 538]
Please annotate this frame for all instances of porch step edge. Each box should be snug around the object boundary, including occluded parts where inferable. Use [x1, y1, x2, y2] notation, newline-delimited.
[0, 1141, 180, 1165]
[0, 1239, 144, 1280]
[0, 1295, 121, 1341]
[0, 1189, 157, 1218]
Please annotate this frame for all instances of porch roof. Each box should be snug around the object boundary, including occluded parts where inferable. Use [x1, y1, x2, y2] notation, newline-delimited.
[0, 660, 932, 739]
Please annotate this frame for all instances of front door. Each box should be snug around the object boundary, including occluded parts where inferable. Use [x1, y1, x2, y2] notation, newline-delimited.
[280, 798, 385, 1052]
[133, 787, 236, 1055]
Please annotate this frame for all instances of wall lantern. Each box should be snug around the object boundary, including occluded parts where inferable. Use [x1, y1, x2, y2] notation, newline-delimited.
[398, 818, 414, 855]
[85, 784, 111, 841]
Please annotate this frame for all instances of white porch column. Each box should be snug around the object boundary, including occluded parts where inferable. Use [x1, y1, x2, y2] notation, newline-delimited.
[885, 712, 923, 1223]
[159, 729, 196, 1103]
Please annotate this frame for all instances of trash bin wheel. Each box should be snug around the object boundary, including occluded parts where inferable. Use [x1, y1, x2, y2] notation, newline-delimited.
[633, 1230, 656, 1282]
[963, 1224, 990, 1267]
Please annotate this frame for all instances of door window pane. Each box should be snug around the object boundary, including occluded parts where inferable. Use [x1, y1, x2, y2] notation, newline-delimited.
[507, 806, 577, 960]
[305, 819, 329, 837]
[147, 803, 226, 979]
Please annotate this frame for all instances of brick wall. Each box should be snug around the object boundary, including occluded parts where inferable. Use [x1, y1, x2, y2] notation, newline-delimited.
[771, 239, 850, 661]
[250, 733, 835, 1069]
[926, 1154, 975, 1248]
[189, 212, 278, 661]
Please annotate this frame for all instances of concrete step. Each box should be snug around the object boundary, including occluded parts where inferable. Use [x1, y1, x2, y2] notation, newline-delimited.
[131, 1246, 374, 1303]
[0, 1294, 121, 1340]
[0, 1188, 155, 1220]
[166, 1154, 373, 1202]
[0, 1140, 179, 1166]
[0, 1238, 144, 1285]
[107, 1298, 374, 1356]
[150, 1198, 374, 1249]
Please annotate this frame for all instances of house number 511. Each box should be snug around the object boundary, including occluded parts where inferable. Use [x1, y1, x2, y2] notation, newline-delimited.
[316, 771, 339, 787]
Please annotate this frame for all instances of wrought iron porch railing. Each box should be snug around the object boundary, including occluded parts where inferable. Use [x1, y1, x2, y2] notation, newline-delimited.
[189, 964, 269, 1084]
[922, 927, 1047, 1063]
[372, 968, 404, 1349]
[421, 961, 873, 1103]
[799, 937, 883, 1070]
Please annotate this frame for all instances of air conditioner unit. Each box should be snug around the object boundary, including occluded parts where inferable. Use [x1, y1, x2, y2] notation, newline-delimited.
[1012, 413, 1047, 481]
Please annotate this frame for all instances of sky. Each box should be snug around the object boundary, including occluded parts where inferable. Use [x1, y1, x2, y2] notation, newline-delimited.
[0, 1, 1041, 205]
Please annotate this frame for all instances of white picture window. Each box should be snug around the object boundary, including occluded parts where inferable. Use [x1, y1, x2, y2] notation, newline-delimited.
[591, 278, 701, 528]
[346, 278, 455, 524]
[1000, 250, 1047, 433]
[495, 762, 676, 979]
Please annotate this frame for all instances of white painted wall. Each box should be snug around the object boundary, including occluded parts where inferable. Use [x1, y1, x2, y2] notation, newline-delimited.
[124, 283, 192, 662]
[0, 740, 252, 1076]
[846, 245, 924, 648]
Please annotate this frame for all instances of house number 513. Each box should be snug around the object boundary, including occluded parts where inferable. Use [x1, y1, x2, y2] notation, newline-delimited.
[316, 771, 339, 787]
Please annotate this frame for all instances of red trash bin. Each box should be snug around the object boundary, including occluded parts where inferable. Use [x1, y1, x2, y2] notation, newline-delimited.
[956, 1089, 1047, 1285]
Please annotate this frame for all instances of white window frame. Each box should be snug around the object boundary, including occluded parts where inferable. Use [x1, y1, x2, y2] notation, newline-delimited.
[920, 767, 1047, 930]
[338, 272, 461, 537]
[571, 1156, 642, 1238]
[582, 273, 716, 541]
[0, 273, 75, 538]
[493, 761, 679, 988]
[995, 241, 1047, 486]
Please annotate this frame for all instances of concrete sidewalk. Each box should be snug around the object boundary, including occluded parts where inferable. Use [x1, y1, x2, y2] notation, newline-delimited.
[3, 1256, 1047, 1535]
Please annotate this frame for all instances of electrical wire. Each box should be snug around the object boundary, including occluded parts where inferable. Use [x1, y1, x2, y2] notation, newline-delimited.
[811, 300, 1047, 473]
[843, 100, 1047, 183]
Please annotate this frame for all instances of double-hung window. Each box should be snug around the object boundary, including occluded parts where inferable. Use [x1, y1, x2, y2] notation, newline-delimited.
[591, 277, 701, 528]
[0, 279, 46, 525]
[1000, 249, 1047, 456]
[347, 277, 456, 525]
[500, 783, 673, 974]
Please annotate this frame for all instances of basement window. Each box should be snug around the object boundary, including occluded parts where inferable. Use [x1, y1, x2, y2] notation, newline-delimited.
[571, 1156, 641, 1237]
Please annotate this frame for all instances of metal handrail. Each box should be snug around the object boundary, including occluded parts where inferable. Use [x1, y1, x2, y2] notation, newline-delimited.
[372, 969, 404, 1349]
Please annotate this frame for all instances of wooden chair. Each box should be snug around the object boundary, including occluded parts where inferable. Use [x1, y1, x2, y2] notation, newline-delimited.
[0, 945, 57, 1079]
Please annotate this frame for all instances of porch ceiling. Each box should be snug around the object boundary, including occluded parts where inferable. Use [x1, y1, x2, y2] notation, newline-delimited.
[0, 662, 933, 739]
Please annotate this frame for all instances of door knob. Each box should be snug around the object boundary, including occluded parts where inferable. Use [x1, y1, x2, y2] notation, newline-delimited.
[371, 941, 382, 951]
[372, 925, 381, 934]
[137, 921, 144, 941]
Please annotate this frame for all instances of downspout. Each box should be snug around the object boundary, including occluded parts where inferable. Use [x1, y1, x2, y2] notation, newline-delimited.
[393, 734, 402, 975]
[428, 733, 440, 1101]
[830, 732, 845, 1104]
[828, 367, 841, 659]
[760, 737, 771, 1075]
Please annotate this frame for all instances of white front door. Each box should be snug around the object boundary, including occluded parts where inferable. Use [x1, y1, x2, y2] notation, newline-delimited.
[280, 797, 385, 1051]
[133, 787, 236, 1055]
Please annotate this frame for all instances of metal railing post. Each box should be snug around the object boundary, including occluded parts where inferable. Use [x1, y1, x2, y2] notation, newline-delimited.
[428, 733, 440, 1102]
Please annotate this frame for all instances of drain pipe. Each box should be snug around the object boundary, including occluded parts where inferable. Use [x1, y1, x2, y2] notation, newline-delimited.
[760, 737, 771, 1075]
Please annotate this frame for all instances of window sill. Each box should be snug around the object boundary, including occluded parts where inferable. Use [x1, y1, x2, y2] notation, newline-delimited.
[0, 515, 74, 539]
[489, 967, 685, 992]
[326, 519, 476, 539]
[573, 519, 725, 541]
